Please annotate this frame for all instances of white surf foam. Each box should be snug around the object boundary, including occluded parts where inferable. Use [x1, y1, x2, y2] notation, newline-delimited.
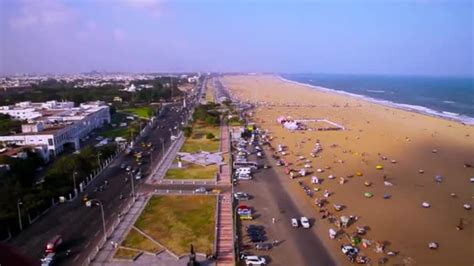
[278, 75, 474, 125]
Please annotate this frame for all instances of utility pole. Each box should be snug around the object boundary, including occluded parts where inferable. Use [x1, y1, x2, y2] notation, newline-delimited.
[17, 200, 23, 231]
[72, 171, 78, 197]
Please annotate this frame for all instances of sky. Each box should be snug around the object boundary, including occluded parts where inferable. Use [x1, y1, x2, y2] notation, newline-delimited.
[0, 0, 472, 76]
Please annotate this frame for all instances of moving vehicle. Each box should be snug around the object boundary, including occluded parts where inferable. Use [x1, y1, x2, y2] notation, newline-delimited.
[244, 255, 266, 265]
[120, 163, 126, 169]
[195, 187, 207, 193]
[41, 253, 56, 266]
[126, 165, 132, 172]
[235, 167, 252, 175]
[300, 217, 310, 228]
[135, 172, 142, 180]
[45, 235, 62, 253]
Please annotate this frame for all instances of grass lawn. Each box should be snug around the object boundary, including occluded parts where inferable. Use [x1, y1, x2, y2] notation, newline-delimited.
[165, 163, 218, 180]
[205, 80, 215, 103]
[134, 195, 216, 256]
[121, 106, 153, 119]
[99, 127, 129, 139]
[121, 228, 163, 254]
[114, 247, 140, 260]
[180, 122, 220, 153]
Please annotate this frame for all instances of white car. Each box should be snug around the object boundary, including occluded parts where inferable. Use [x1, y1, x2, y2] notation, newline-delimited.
[244, 255, 266, 265]
[195, 187, 207, 193]
[300, 217, 310, 228]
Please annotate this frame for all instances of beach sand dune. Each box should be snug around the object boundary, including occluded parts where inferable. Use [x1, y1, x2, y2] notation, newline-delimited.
[222, 75, 474, 265]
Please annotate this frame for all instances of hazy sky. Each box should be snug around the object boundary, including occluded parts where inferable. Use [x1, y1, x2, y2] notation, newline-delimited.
[0, 0, 472, 76]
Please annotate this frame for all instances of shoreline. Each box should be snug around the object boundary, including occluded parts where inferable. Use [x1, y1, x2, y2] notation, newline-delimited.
[222, 74, 474, 266]
[278, 75, 474, 126]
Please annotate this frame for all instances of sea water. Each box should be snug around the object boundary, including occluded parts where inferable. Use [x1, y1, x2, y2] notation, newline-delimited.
[281, 73, 474, 125]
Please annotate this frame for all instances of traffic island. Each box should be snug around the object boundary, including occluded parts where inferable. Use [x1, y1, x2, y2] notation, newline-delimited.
[181, 122, 221, 153]
[133, 195, 216, 257]
[165, 162, 218, 180]
[118, 227, 164, 256]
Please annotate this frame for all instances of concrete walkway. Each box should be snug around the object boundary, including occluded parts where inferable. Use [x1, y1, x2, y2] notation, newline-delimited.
[217, 125, 231, 186]
[215, 193, 234, 266]
[92, 195, 149, 264]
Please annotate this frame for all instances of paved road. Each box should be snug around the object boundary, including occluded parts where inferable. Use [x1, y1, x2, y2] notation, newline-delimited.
[7, 79, 205, 266]
[234, 137, 335, 266]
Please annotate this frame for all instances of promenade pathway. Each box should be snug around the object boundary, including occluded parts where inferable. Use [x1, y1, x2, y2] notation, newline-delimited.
[217, 125, 231, 186]
[215, 193, 234, 266]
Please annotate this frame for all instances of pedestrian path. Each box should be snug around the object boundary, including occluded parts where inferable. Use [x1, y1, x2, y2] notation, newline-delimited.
[215, 193, 234, 266]
[92, 196, 148, 264]
[217, 125, 231, 185]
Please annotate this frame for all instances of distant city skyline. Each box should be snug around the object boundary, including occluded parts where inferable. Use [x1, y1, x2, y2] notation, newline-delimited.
[0, 0, 472, 77]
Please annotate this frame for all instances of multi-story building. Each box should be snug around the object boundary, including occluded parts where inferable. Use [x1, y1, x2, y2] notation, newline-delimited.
[0, 101, 110, 160]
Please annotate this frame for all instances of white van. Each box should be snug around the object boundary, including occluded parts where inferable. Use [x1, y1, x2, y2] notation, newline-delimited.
[236, 167, 252, 175]
[237, 173, 253, 180]
[291, 218, 299, 228]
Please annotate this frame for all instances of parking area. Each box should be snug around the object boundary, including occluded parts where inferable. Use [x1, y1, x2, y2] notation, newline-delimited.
[232, 128, 335, 266]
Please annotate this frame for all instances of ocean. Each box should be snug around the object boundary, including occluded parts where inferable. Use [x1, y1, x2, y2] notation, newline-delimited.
[280, 74, 474, 125]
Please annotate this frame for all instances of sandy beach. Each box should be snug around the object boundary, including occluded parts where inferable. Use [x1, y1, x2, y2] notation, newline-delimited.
[222, 75, 474, 265]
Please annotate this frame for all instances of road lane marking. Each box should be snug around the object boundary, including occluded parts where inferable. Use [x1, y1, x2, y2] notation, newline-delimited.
[84, 241, 91, 248]
[73, 254, 80, 262]
[94, 231, 100, 237]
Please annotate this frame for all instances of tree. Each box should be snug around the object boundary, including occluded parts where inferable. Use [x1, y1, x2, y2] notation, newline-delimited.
[183, 126, 192, 138]
[206, 133, 215, 140]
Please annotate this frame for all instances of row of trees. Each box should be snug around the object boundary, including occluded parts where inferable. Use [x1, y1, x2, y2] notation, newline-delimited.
[0, 114, 22, 135]
[0, 144, 116, 237]
[0, 77, 185, 106]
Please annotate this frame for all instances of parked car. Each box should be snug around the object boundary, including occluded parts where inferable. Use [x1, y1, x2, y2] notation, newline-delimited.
[291, 218, 299, 228]
[255, 242, 273, 251]
[300, 217, 310, 228]
[125, 165, 132, 172]
[237, 174, 253, 181]
[234, 192, 250, 201]
[244, 255, 266, 265]
[120, 163, 126, 169]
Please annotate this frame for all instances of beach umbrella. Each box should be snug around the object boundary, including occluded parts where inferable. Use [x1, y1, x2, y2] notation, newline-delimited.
[375, 165, 383, 170]
[364, 181, 371, 187]
[355, 171, 363, 176]
[328, 175, 335, 179]
[419, 169, 425, 174]
[364, 192, 373, 198]
[434, 175, 443, 183]
[422, 202, 431, 208]
[463, 204, 471, 210]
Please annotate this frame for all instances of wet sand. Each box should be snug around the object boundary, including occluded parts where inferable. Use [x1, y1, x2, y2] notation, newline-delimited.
[222, 75, 474, 265]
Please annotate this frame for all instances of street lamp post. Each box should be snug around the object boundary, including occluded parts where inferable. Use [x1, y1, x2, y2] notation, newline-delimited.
[89, 199, 107, 243]
[160, 138, 165, 156]
[97, 152, 102, 168]
[72, 171, 78, 197]
[129, 171, 135, 199]
[17, 200, 23, 231]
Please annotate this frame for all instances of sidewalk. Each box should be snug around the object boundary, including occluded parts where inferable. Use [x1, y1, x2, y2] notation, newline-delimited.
[215, 193, 234, 266]
[92, 196, 149, 264]
[217, 125, 231, 186]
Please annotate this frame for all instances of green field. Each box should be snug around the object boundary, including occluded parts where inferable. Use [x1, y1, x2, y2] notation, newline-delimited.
[121, 106, 153, 119]
[180, 122, 220, 153]
[165, 163, 218, 180]
[134, 195, 216, 256]
[120, 228, 163, 254]
[114, 247, 140, 260]
[99, 127, 129, 139]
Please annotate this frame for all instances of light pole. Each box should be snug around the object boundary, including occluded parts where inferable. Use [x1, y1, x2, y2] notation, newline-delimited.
[129, 171, 135, 199]
[160, 138, 165, 156]
[88, 199, 107, 243]
[72, 171, 78, 197]
[17, 200, 23, 231]
[97, 152, 102, 168]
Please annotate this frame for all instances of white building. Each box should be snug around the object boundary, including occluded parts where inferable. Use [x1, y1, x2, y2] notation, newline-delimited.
[0, 101, 110, 160]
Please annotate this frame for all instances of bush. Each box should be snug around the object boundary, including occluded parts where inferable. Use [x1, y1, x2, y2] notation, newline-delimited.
[206, 133, 215, 139]
[183, 126, 192, 138]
